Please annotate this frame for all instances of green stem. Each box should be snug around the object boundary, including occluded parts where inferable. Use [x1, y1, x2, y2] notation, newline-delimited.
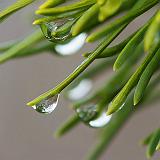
[27, 24, 127, 106]
[0, 41, 17, 52]
[36, 0, 96, 15]
[33, 10, 84, 25]
[54, 115, 80, 138]
[84, 31, 136, 58]
[134, 48, 160, 105]
[86, 74, 160, 160]
[71, 3, 100, 36]
[147, 128, 160, 158]
[86, 93, 133, 160]
[13, 42, 55, 58]
[65, 57, 115, 91]
[0, 30, 44, 63]
[113, 20, 150, 70]
[0, 0, 35, 22]
[107, 41, 160, 115]
[87, 0, 159, 42]
[39, 0, 70, 9]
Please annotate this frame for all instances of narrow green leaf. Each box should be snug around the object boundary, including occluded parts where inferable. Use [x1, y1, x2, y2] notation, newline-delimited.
[113, 21, 149, 70]
[27, 24, 127, 107]
[0, 0, 35, 22]
[87, 76, 160, 160]
[144, 10, 160, 51]
[13, 42, 55, 58]
[147, 128, 160, 158]
[36, 0, 96, 15]
[33, 10, 83, 25]
[71, 4, 100, 36]
[141, 133, 154, 146]
[98, 0, 123, 22]
[97, 0, 106, 6]
[106, 41, 160, 115]
[86, 92, 134, 160]
[39, 0, 68, 9]
[54, 115, 80, 138]
[156, 143, 160, 150]
[83, 31, 136, 58]
[0, 41, 17, 52]
[134, 48, 160, 105]
[65, 58, 115, 92]
[86, 0, 159, 42]
[0, 30, 43, 63]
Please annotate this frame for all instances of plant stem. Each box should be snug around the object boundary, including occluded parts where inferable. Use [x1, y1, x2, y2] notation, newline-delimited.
[0, 0, 35, 22]
[27, 24, 127, 107]
[0, 30, 44, 63]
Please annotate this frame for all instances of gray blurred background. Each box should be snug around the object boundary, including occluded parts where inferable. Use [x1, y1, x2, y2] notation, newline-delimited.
[0, 1, 159, 160]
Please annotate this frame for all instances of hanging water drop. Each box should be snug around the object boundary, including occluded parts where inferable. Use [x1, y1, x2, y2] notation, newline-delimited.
[67, 79, 92, 101]
[55, 33, 87, 56]
[32, 94, 60, 114]
[40, 18, 75, 43]
[89, 112, 112, 128]
[76, 105, 98, 122]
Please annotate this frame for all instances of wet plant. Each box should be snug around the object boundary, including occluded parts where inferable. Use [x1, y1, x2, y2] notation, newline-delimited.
[0, 0, 160, 159]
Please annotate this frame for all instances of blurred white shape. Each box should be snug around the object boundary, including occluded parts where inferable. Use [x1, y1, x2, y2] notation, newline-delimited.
[89, 112, 112, 128]
[55, 33, 87, 55]
[68, 79, 92, 101]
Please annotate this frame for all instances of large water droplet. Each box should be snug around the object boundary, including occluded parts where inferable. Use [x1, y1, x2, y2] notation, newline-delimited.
[32, 94, 60, 114]
[40, 18, 75, 43]
[76, 105, 98, 122]
[55, 33, 87, 56]
[67, 79, 92, 101]
[89, 112, 112, 128]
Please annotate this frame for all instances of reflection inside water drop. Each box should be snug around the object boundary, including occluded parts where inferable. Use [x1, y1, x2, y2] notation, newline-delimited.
[67, 79, 92, 101]
[76, 105, 98, 122]
[40, 18, 75, 43]
[32, 94, 60, 114]
[55, 33, 87, 56]
[89, 112, 112, 128]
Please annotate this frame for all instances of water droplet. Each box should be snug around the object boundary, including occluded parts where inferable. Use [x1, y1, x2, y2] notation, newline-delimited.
[89, 112, 112, 128]
[32, 94, 60, 114]
[55, 33, 87, 56]
[40, 18, 75, 43]
[76, 105, 98, 122]
[67, 79, 92, 101]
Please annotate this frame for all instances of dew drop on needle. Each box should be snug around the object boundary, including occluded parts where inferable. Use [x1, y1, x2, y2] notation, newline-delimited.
[40, 18, 75, 43]
[76, 105, 98, 122]
[32, 94, 60, 114]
